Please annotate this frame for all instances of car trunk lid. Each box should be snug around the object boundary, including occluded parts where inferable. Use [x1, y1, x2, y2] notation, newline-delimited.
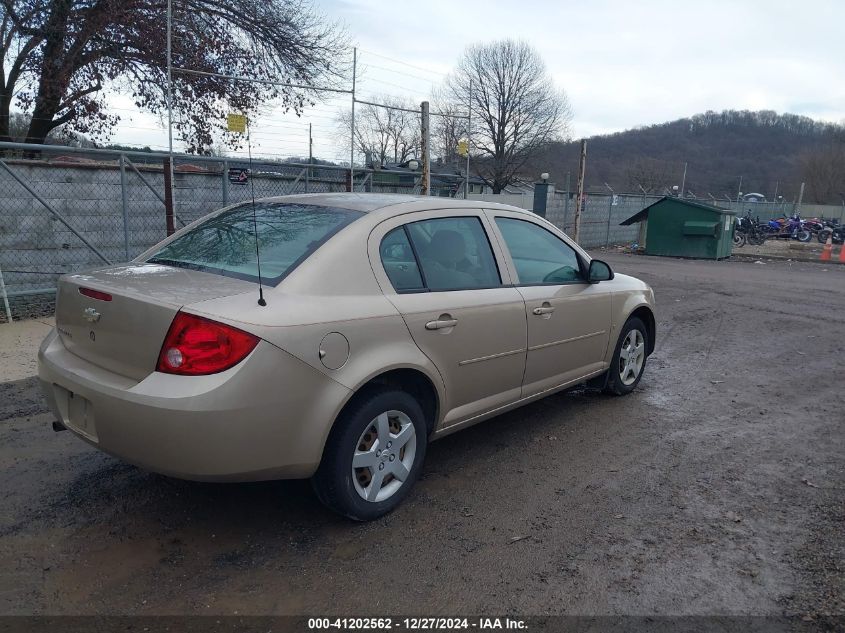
[55, 263, 256, 380]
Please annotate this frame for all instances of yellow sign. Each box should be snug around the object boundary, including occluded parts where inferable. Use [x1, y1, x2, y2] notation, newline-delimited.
[227, 113, 247, 134]
[457, 139, 469, 157]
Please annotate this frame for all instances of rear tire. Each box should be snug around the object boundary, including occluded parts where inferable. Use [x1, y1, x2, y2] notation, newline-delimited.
[312, 388, 428, 521]
[604, 317, 649, 396]
[818, 229, 833, 244]
[733, 232, 746, 248]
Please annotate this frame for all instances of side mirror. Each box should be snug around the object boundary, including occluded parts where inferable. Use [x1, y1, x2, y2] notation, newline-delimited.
[588, 259, 613, 283]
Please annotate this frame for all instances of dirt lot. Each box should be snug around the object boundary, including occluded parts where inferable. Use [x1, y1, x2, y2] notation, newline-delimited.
[732, 237, 830, 260]
[0, 253, 842, 619]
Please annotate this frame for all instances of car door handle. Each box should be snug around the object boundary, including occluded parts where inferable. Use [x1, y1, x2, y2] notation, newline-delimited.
[532, 304, 555, 316]
[425, 317, 458, 330]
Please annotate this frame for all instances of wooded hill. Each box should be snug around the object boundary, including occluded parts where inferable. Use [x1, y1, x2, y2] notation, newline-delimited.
[533, 110, 845, 204]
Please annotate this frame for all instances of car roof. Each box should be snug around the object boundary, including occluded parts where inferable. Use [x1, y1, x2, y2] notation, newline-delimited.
[249, 192, 532, 215]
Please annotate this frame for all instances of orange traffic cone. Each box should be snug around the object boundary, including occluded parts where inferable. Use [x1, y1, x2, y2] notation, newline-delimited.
[839, 242, 845, 263]
[820, 235, 833, 262]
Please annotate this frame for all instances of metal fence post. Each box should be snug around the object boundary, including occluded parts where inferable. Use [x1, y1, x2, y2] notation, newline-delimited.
[605, 195, 613, 246]
[163, 157, 175, 236]
[222, 159, 229, 205]
[562, 194, 569, 232]
[119, 154, 130, 260]
[0, 263, 12, 323]
[563, 173, 571, 232]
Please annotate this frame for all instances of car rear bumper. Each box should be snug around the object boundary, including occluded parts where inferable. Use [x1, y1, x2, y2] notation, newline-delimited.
[37, 329, 351, 481]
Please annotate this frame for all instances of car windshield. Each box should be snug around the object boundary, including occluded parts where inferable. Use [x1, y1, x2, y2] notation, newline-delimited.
[147, 202, 362, 286]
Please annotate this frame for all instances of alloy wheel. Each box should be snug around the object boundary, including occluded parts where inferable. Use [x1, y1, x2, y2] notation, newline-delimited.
[352, 410, 417, 503]
[618, 329, 645, 386]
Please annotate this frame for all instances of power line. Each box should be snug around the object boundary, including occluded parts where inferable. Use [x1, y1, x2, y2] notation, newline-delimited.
[359, 62, 445, 84]
[358, 49, 448, 78]
[171, 67, 353, 95]
[357, 76, 434, 98]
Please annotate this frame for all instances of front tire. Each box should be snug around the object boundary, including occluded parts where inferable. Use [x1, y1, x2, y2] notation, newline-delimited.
[312, 388, 428, 521]
[604, 317, 649, 396]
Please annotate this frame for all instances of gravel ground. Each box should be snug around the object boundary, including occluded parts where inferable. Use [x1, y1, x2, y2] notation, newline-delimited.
[731, 238, 829, 260]
[0, 253, 842, 620]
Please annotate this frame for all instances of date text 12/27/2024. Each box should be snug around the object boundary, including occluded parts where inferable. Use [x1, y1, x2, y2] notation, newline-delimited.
[307, 618, 527, 630]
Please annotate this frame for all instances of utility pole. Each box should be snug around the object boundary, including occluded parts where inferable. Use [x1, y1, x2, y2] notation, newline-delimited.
[796, 181, 805, 213]
[573, 139, 587, 244]
[464, 80, 472, 200]
[420, 100, 431, 196]
[736, 175, 743, 202]
[680, 162, 687, 199]
[349, 47, 357, 192]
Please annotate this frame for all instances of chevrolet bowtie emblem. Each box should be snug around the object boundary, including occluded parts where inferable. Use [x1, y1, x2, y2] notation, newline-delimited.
[83, 307, 101, 323]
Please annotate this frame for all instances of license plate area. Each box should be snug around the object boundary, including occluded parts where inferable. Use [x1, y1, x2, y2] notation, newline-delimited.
[54, 385, 98, 442]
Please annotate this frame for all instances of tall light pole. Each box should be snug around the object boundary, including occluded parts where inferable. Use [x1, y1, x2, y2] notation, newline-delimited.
[349, 48, 357, 191]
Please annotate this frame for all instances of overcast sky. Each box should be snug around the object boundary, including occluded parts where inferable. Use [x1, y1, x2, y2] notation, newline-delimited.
[110, 0, 844, 160]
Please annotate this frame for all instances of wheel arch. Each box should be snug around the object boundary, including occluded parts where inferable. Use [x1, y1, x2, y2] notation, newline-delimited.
[628, 305, 656, 355]
[329, 365, 442, 441]
[356, 367, 440, 435]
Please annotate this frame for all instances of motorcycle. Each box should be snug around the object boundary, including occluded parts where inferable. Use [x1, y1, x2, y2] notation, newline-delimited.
[734, 212, 768, 247]
[802, 216, 826, 237]
[762, 214, 812, 242]
[817, 225, 845, 245]
[817, 218, 842, 243]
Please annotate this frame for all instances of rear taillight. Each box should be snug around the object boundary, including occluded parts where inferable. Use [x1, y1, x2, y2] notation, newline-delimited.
[156, 312, 259, 376]
[79, 287, 112, 301]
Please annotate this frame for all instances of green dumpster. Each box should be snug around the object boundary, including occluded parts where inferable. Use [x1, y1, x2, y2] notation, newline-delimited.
[620, 197, 736, 259]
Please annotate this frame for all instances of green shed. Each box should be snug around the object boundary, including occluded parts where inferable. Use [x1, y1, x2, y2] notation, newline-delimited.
[620, 197, 736, 259]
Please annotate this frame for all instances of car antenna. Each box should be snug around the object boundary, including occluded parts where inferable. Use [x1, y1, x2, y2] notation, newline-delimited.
[245, 116, 266, 307]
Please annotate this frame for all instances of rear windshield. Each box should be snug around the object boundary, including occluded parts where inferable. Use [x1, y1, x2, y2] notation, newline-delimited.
[147, 202, 362, 286]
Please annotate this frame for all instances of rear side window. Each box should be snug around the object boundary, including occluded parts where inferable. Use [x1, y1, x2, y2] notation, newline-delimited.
[404, 217, 501, 291]
[147, 202, 362, 286]
[379, 217, 501, 293]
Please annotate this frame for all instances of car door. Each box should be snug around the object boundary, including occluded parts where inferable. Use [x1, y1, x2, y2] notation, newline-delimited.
[369, 210, 527, 429]
[487, 211, 612, 398]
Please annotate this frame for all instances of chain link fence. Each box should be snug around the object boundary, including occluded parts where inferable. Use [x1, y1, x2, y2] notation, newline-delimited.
[469, 191, 657, 248]
[4, 141, 845, 323]
[473, 191, 845, 249]
[545, 192, 657, 248]
[0, 141, 468, 322]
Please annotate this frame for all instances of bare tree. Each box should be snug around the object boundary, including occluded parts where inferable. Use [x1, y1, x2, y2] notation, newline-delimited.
[800, 140, 845, 204]
[337, 95, 420, 166]
[0, 0, 347, 150]
[431, 86, 468, 166]
[626, 157, 674, 193]
[443, 40, 572, 193]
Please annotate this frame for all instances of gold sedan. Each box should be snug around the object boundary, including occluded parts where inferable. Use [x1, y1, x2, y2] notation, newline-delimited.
[38, 194, 655, 520]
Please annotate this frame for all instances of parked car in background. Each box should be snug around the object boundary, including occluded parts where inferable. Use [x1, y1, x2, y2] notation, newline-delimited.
[38, 194, 656, 520]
